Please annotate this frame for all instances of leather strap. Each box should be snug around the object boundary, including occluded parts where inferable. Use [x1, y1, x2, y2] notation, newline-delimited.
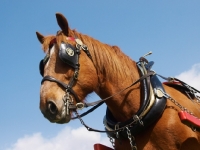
[83, 71, 155, 107]
[41, 76, 81, 103]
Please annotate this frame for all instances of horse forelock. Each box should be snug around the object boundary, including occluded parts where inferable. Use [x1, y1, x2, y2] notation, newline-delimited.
[41, 35, 56, 53]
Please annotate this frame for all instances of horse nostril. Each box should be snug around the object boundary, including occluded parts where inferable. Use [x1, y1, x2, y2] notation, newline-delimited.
[47, 101, 58, 115]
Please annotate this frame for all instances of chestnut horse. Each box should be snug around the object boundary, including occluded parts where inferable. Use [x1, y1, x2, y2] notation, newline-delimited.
[36, 13, 200, 150]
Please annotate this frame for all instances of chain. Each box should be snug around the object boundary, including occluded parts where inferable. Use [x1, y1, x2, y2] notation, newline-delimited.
[165, 90, 200, 132]
[156, 86, 200, 121]
[108, 136, 115, 148]
[167, 96, 194, 116]
[182, 83, 200, 103]
[74, 111, 85, 126]
[195, 95, 200, 103]
[126, 127, 137, 150]
[162, 92, 200, 120]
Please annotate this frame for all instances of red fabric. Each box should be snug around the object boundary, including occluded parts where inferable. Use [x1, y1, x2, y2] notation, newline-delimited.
[163, 81, 181, 85]
[94, 144, 114, 150]
[178, 111, 200, 128]
[66, 37, 75, 41]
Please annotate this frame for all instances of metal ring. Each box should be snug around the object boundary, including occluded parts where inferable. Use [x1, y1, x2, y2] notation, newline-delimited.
[76, 103, 85, 110]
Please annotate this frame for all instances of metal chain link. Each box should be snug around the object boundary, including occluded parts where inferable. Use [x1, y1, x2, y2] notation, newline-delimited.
[74, 111, 86, 126]
[168, 96, 194, 115]
[126, 127, 137, 150]
[108, 136, 115, 148]
[165, 93, 200, 119]
[195, 95, 200, 103]
[166, 92, 200, 132]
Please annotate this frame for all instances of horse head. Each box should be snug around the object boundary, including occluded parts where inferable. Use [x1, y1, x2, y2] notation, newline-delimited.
[36, 13, 99, 123]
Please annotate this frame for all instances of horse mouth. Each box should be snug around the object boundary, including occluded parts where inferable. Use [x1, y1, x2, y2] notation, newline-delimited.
[50, 115, 71, 124]
[56, 116, 71, 124]
[56, 105, 71, 124]
[48, 114, 71, 124]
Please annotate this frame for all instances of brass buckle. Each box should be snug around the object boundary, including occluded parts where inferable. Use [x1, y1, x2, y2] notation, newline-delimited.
[76, 103, 84, 110]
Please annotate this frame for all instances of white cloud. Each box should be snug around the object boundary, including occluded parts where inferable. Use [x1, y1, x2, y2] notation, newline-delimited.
[6, 127, 112, 150]
[175, 63, 200, 90]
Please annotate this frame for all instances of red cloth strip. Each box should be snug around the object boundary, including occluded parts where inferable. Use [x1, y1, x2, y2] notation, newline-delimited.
[94, 144, 114, 150]
[178, 111, 200, 128]
[66, 37, 75, 41]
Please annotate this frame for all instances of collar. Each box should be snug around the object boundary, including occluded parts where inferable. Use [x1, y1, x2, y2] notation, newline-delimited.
[103, 61, 167, 139]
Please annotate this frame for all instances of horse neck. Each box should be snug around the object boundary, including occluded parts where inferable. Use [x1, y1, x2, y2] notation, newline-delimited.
[75, 31, 141, 122]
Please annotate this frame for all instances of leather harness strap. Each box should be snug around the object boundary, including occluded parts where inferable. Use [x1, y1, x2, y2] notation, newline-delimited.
[72, 71, 155, 119]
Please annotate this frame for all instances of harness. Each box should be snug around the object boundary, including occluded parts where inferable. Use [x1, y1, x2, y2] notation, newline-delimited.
[104, 66, 167, 139]
[39, 35, 200, 150]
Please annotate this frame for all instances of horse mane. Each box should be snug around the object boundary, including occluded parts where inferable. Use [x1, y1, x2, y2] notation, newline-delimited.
[70, 30, 137, 81]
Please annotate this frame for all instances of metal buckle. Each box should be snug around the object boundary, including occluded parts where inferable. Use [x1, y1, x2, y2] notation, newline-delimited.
[63, 92, 74, 115]
[114, 123, 120, 138]
[75, 38, 83, 46]
[133, 115, 144, 126]
[74, 71, 79, 79]
[81, 44, 88, 51]
[76, 102, 85, 110]
[76, 43, 81, 50]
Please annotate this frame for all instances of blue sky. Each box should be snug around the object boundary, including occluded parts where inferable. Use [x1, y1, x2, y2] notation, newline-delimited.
[0, 1, 200, 150]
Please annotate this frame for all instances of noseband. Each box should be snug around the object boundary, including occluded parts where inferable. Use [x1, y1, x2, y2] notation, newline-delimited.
[40, 36, 93, 115]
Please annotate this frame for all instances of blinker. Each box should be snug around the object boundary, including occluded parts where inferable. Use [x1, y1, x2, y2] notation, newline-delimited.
[39, 55, 49, 76]
[59, 42, 79, 69]
[39, 41, 80, 77]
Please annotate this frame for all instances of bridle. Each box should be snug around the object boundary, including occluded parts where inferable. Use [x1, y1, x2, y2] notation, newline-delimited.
[40, 35, 94, 117]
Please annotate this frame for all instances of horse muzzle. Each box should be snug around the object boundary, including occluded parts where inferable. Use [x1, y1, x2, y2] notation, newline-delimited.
[41, 99, 71, 124]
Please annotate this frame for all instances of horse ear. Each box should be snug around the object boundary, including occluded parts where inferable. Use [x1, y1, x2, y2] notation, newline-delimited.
[56, 13, 70, 36]
[36, 31, 44, 44]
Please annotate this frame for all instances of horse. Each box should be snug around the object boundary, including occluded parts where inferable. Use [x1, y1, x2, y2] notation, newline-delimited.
[36, 13, 200, 150]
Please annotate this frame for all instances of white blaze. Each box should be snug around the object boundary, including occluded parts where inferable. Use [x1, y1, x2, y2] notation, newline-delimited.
[45, 46, 55, 68]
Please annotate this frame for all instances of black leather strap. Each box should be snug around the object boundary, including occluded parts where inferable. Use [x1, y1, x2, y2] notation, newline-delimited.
[41, 75, 81, 103]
